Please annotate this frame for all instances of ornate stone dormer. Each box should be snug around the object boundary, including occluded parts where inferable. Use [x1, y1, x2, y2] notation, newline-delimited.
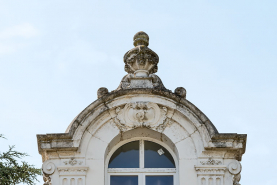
[117, 31, 167, 91]
[37, 31, 247, 185]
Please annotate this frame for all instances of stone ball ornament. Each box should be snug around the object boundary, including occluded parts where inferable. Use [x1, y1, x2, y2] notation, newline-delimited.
[228, 160, 242, 175]
[42, 161, 56, 175]
[133, 31, 149, 47]
[174, 87, 186, 98]
[97, 87, 109, 98]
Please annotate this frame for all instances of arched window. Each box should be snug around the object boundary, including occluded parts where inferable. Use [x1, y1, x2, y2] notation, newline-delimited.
[107, 140, 177, 185]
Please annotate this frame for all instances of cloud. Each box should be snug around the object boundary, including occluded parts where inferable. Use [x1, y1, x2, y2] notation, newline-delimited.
[0, 23, 39, 40]
[0, 23, 39, 56]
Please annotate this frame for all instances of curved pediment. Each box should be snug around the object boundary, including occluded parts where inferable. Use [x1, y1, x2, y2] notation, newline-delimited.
[37, 88, 246, 162]
[67, 89, 218, 137]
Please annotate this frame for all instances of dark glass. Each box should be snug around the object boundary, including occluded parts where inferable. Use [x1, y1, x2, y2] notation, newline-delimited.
[144, 141, 175, 168]
[108, 141, 139, 168]
[111, 176, 138, 185]
[146, 176, 173, 185]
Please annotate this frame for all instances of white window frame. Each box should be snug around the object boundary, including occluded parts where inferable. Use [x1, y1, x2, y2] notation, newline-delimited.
[105, 138, 179, 185]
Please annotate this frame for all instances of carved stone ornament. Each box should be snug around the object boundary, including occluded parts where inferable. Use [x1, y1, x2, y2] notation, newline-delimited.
[117, 73, 167, 90]
[200, 158, 222, 165]
[42, 161, 56, 175]
[228, 160, 241, 175]
[57, 166, 89, 176]
[124, 31, 158, 76]
[174, 87, 186, 98]
[114, 101, 168, 132]
[233, 173, 241, 185]
[43, 173, 52, 185]
[195, 167, 226, 175]
[228, 160, 242, 185]
[116, 32, 169, 91]
[97, 87, 109, 98]
[63, 158, 83, 166]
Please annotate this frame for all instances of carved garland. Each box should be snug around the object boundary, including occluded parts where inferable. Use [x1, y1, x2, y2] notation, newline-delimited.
[200, 158, 222, 165]
[195, 168, 226, 174]
[57, 166, 89, 176]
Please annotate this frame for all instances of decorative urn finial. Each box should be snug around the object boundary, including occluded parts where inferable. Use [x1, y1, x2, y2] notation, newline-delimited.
[117, 31, 169, 91]
[124, 31, 159, 78]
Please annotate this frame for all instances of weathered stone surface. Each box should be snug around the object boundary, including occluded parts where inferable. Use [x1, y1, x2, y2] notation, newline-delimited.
[37, 31, 247, 185]
[175, 87, 186, 98]
[97, 87, 109, 98]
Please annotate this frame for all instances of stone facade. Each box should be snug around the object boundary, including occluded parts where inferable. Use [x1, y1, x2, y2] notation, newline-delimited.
[37, 31, 247, 185]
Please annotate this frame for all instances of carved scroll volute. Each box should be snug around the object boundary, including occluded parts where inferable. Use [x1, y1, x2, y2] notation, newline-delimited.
[228, 160, 241, 175]
[228, 160, 242, 185]
[42, 161, 55, 185]
[42, 161, 56, 175]
[114, 101, 168, 131]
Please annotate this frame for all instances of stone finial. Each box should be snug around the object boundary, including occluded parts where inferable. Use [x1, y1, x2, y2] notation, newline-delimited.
[133, 31, 149, 47]
[97, 87, 109, 98]
[117, 32, 167, 91]
[174, 87, 186, 98]
[124, 31, 159, 77]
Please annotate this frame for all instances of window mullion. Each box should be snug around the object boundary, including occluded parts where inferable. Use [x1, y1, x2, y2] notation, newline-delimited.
[140, 173, 144, 185]
[140, 140, 144, 169]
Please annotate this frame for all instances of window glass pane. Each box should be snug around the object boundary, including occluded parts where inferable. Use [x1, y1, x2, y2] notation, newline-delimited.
[108, 141, 139, 168]
[144, 141, 175, 168]
[111, 176, 138, 185]
[146, 176, 173, 185]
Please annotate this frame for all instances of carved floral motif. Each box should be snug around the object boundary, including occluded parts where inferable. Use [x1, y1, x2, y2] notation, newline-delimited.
[57, 166, 88, 175]
[57, 166, 89, 176]
[200, 158, 222, 165]
[58, 169, 88, 173]
[63, 158, 83, 166]
[195, 168, 226, 174]
[113, 101, 168, 132]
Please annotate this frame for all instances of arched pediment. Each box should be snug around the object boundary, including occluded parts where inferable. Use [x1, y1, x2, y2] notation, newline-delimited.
[69, 88, 217, 138]
[37, 89, 246, 162]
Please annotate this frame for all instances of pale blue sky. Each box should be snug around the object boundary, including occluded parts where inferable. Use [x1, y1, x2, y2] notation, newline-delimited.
[0, 1, 276, 184]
